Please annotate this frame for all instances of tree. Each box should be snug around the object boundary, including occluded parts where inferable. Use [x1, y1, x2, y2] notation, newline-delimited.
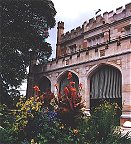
[1, 0, 57, 107]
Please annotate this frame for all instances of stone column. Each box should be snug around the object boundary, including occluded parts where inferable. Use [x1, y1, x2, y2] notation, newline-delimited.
[79, 67, 90, 115]
[120, 54, 131, 125]
[50, 73, 58, 95]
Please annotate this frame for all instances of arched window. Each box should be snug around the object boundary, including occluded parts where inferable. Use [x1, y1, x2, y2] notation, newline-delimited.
[59, 71, 79, 93]
[38, 76, 51, 93]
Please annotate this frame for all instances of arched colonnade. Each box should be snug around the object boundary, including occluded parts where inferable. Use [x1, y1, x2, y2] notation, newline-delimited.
[37, 63, 122, 118]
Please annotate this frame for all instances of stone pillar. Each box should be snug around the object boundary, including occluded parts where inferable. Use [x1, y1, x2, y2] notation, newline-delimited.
[79, 67, 90, 112]
[50, 73, 58, 94]
[120, 54, 131, 125]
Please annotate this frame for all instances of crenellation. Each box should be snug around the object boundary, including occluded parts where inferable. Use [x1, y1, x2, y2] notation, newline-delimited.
[125, 2, 131, 10]
[89, 17, 95, 23]
[110, 8, 129, 23]
[60, 26, 83, 43]
[83, 21, 88, 26]
[116, 6, 123, 14]
[96, 14, 102, 21]
[71, 29, 75, 33]
[83, 22, 89, 31]
[103, 12, 109, 23]
[95, 15, 105, 27]
[57, 3, 131, 59]
[76, 26, 81, 30]
[57, 21, 64, 29]
[83, 21, 87, 24]
[83, 3, 131, 33]
[108, 10, 114, 18]
[103, 11, 108, 16]
[86, 18, 96, 29]
[111, 3, 131, 21]
[66, 31, 69, 35]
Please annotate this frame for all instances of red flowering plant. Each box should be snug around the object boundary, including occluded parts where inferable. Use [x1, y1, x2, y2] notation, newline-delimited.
[55, 72, 85, 127]
[12, 86, 59, 142]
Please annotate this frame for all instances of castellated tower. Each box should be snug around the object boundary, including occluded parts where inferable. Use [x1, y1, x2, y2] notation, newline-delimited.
[56, 21, 64, 58]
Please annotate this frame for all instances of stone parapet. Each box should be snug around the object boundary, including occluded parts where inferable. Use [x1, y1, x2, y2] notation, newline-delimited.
[44, 38, 131, 73]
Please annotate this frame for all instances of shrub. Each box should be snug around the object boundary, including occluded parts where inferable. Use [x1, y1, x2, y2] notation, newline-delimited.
[0, 72, 131, 143]
[0, 104, 21, 144]
[77, 101, 131, 144]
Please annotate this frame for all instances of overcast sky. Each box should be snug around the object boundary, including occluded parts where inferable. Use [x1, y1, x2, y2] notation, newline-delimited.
[47, 0, 131, 58]
[20, 0, 131, 95]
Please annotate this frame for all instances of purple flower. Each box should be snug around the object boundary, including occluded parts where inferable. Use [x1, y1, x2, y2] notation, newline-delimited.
[47, 111, 57, 121]
[27, 109, 31, 113]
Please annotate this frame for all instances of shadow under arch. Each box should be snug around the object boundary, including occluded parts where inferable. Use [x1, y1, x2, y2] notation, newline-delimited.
[88, 63, 122, 124]
[57, 70, 79, 93]
[38, 76, 51, 94]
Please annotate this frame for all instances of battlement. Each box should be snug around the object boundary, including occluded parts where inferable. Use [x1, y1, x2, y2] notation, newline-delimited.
[125, 2, 131, 9]
[83, 2, 131, 31]
[116, 6, 123, 14]
[56, 2, 131, 58]
[63, 26, 82, 36]
[57, 21, 64, 29]
[58, 3, 131, 43]
[61, 25, 83, 42]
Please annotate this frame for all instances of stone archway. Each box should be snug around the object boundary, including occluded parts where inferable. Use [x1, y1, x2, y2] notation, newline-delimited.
[89, 64, 122, 122]
[38, 76, 51, 94]
[58, 71, 79, 93]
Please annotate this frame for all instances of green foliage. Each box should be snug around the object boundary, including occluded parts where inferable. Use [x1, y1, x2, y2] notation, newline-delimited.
[1, 0, 56, 107]
[1, 100, 131, 144]
[0, 127, 16, 144]
[0, 85, 131, 143]
[90, 101, 117, 141]
[34, 112, 74, 144]
[77, 101, 131, 144]
[0, 104, 14, 129]
[0, 104, 21, 144]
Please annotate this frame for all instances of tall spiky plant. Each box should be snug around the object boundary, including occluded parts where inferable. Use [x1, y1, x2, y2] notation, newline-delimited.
[55, 72, 85, 127]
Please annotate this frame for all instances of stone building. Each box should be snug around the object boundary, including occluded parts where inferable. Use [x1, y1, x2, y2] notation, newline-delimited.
[27, 3, 131, 125]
